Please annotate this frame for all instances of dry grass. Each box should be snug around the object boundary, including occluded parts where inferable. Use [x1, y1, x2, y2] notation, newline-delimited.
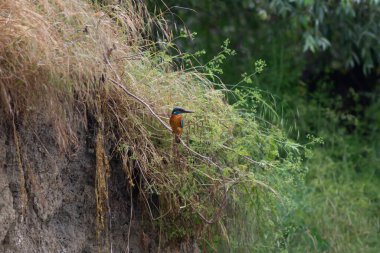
[0, 0, 283, 249]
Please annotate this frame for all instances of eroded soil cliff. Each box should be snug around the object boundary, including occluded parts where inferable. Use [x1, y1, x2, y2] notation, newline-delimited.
[0, 114, 199, 252]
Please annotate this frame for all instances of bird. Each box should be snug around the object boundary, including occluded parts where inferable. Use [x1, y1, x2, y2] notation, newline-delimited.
[169, 107, 193, 143]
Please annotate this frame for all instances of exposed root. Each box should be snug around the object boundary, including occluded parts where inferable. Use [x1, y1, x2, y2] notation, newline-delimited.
[95, 130, 111, 252]
[12, 118, 28, 218]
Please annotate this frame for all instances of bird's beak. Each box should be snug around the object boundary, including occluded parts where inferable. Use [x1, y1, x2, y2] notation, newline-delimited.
[183, 109, 193, 113]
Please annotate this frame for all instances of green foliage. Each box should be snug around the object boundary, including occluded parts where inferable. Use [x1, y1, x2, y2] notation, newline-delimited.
[148, 0, 380, 252]
[268, 0, 380, 73]
[149, 0, 380, 81]
[203, 39, 236, 80]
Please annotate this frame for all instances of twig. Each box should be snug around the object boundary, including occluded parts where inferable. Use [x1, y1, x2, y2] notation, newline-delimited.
[180, 138, 223, 171]
[110, 79, 171, 132]
[109, 78, 224, 172]
[196, 186, 228, 224]
[253, 179, 280, 200]
[219, 144, 271, 168]
[106, 49, 224, 171]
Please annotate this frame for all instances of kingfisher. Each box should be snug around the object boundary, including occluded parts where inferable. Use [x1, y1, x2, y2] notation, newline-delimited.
[170, 107, 193, 143]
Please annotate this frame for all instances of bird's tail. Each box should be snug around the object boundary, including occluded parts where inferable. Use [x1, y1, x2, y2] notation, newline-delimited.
[175, 135, 181, 143]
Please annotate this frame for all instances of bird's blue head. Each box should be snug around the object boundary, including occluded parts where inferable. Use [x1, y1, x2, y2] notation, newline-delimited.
[171, 107, 193, 115]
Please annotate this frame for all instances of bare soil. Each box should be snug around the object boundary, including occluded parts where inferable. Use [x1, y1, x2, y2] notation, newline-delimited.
[0, 113, 199, 253]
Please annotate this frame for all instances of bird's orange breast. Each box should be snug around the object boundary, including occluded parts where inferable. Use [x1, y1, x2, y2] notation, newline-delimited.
[170, 115, 183, 135]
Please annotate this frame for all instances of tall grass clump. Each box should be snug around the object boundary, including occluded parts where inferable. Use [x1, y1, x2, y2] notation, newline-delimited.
[0, 0, 304, 251]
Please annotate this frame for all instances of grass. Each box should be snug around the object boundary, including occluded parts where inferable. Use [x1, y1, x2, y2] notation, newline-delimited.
[285, 118, 380, 252]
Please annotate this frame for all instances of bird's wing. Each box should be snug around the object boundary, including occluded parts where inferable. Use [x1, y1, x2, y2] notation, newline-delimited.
[181, 118, 184, 128]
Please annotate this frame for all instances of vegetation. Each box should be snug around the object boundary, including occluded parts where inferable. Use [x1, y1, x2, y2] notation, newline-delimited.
[1, 0, 379, 252]
[148, 0, 380, 252]
[0, 0, 307, 251]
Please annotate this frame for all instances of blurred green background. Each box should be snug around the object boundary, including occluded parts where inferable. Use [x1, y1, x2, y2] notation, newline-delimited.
[149, 1, 380, 252]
